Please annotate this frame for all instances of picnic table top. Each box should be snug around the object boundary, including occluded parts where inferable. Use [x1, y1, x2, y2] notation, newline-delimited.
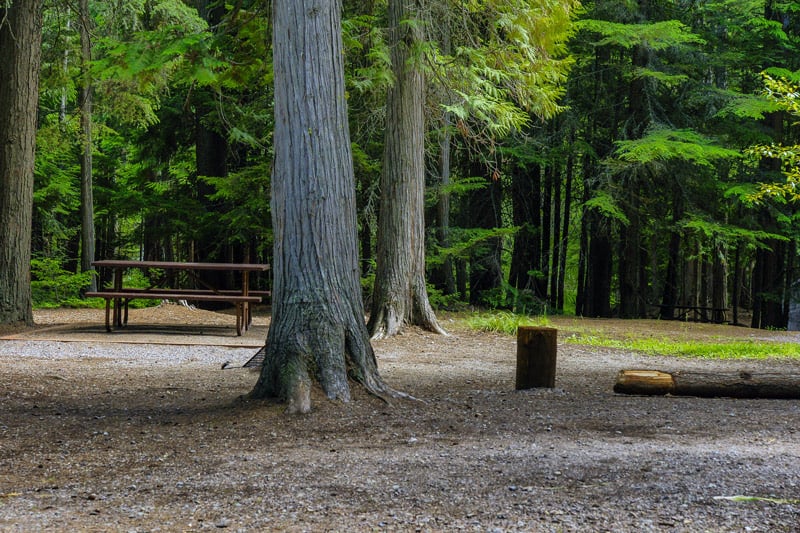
[92, 260, 270, 272]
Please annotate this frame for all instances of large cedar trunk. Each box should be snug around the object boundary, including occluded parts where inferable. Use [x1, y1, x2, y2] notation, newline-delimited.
[368, 0, 444, 339]
[252, 0, 393, 412]
[0, 0, 43, 326]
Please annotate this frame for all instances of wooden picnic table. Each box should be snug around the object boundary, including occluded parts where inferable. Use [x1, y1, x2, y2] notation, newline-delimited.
[656, 304, 728, 324]
[87, 260, 270, 335]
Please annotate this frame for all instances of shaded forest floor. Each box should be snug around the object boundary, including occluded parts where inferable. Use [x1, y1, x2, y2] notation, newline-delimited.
[1, 305, 799, 531]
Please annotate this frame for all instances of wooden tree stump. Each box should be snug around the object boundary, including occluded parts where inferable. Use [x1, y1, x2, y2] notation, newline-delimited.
[516, 326, 557, 389]
[614, 369, 800, 399]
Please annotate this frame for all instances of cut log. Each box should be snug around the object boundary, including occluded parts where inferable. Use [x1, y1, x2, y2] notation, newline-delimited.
[614, 369, 800, 399]
[516, 326, 557, 389]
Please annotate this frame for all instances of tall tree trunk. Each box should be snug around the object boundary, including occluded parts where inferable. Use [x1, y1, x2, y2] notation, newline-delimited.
[659, 189, 683, 319]
[538, 164, 553, 302]
[0, 0, 43, 325]
[432, 19, 455, 296]
[467, 164, 503, 306]
[549, 161, 562, 311]
[556, 148, 574, 312]
[252, 0, 395, 412]
[508, 163, 539, 300]
[79, 0, 96, 292]
[584, 211, 613, 318]
[368, 0, 445, 339]
[712, 239, 727, 323]
[751, 238, 787, 329]
[434, 111, 456, 295]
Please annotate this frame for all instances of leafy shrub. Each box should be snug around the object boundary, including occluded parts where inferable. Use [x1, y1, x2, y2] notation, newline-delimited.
[31, 257, 94, 308]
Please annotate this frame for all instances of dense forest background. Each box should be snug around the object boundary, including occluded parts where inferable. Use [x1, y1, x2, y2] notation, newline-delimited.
[29, 0, 800, 329]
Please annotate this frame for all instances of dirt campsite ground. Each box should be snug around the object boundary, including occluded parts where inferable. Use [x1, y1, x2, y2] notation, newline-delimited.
[1, 304, 799, 532]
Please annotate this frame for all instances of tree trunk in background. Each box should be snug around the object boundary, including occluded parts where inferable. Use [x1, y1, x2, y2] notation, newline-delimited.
[433, 111, 456, 296]
[711, 240, 728, 323]
[79, 0, 97, 292]
[659, 189, 683, 319]
[751, 238, 787, 329]
[432, 20, 455, 297]
[0, 0, 43, 325]
[549, 161, 562, 311]
[539, 164, 553, 302]
[556, 149, 574, 312]
[192, 0, 231, 295]
[467, 164, 503, 306]
[252, 0, 394, 412]
[583, 211, 613, 317]
[368, 0, 445, 339]
[508, 163, 539, 302]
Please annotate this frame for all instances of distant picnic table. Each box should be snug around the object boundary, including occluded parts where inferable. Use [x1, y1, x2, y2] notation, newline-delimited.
[86, 260, 270, 335]
[656, 304, 728, 324]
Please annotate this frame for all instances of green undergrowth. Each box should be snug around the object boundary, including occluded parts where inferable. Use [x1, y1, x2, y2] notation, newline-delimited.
[563, 335, 800, 360]
[464, 311, 552, 336]
[463, 312, 800, 360]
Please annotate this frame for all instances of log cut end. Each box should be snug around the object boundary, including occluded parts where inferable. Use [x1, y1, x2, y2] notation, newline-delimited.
[613, 369, 675, 395]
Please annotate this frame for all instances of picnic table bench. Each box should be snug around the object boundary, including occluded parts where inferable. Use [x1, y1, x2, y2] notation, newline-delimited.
[86, 260, 270, 335]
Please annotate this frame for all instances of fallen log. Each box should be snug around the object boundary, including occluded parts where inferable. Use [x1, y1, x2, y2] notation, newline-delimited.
[614, 369, 800, 399]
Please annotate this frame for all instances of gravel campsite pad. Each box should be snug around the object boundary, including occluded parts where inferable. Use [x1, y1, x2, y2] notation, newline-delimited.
[1, 305, 799, 531]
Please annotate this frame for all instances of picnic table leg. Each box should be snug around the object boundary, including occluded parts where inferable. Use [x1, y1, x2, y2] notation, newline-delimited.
[104, 298, 112, 332]
[242, 271, 252, 329]
[113, 267, 123, 328]
[236, 303, 243, 336]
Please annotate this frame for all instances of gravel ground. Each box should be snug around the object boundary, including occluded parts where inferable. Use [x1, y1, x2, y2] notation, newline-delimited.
[0, 307, 799, 532]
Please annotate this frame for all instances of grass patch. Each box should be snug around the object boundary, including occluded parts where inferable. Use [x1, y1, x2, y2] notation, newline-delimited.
[463, 311, 551, 335]
[562, 334, 800, 359]
[463, 312, 800, 360]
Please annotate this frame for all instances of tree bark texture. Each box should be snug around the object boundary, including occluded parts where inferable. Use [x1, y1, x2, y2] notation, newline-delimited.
[614, 369, 800, 399]
[252, 0, 392, 412]
[0, 0, 43, 325]
[368, 0, 445, 339]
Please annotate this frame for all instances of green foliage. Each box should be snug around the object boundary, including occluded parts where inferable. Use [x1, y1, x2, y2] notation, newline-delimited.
[576, 19, 705, 50]
[436, 0, 580, 138]
[427, 226, 517, 266]
[33, 119, 81, 246]
[613, 127, 741, 168]
[680, 216, 789, 250]
[31, 257, 94, 308]
[745, 74, 800, 205]
[583, 190, 630, 226]
[344, 14, 393, 94]
[200, 162, 272, 254]
[426, 284, 468, 312]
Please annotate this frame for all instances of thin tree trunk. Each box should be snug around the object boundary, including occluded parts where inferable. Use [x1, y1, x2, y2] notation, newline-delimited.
[0, 0, 43, 325]
[556, 148, 573, 312]
[539, 164, 553, 302]
[732, 242, 741, 325]
[508, 164, 536, 297]
[79, 0, 97, 292]
[550, 162, 562, 311]
[252, 0, 397, 412]
[368, 0, 445, 339]
[434, 20, 455, 296]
